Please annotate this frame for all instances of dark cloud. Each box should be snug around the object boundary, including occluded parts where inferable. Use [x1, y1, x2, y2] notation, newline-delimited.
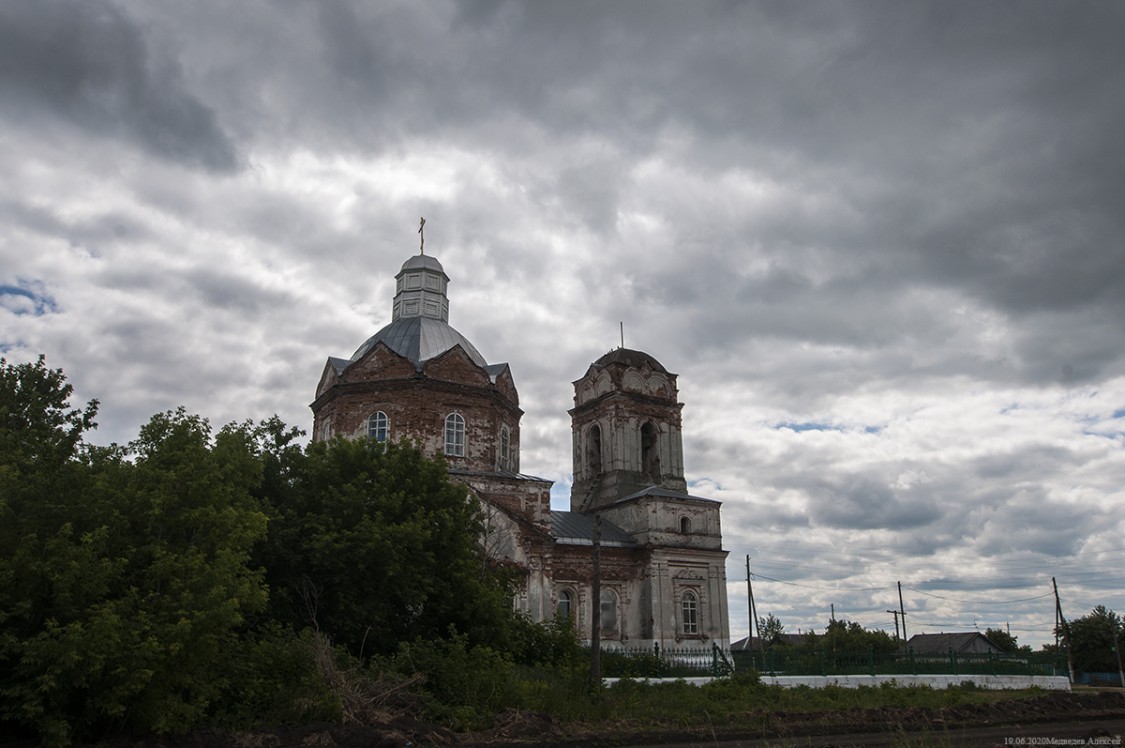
[0, 0, 238, 171]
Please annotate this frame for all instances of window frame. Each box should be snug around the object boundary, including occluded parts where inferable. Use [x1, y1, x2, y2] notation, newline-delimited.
[499, 424, 511, 471]
[557, 589, 574, 620]
[681, 590, 699, 636]
[367, 411, 389, 442]
[600, 588, 618, 634]
[444, 413, 466, 457]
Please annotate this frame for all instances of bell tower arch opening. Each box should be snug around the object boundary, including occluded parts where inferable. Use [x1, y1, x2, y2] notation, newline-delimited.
[640, 420, 660, 484]
[588, 423, 603, 477]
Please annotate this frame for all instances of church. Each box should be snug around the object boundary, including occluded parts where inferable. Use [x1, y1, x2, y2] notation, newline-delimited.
[310, 247, 731, 649]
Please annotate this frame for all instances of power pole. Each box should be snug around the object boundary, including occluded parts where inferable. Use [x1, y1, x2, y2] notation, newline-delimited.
[1052, 576, 1076, 683]
[591, 515, 602, 685]
[746, 555, 761, 655]
[898, 581, 908, 643]
[886, 610, 901, 641]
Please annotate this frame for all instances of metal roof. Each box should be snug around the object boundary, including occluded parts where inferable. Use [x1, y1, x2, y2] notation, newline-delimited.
[612, 485, 721, 507]
[550, 511, 637, 547]
[350, 316, 488, 368]
[592, 347, 669, 373]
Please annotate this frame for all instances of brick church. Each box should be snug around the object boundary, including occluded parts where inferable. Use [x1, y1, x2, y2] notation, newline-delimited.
[311, 249, 731, 649]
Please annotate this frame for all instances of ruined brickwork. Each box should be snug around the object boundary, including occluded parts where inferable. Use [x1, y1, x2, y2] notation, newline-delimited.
[312, 249, 731, 649]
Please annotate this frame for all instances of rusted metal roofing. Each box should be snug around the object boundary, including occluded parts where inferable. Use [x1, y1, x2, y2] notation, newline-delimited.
[550, 511, 637, 547]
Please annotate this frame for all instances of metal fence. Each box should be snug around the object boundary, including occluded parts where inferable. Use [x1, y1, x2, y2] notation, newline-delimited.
[600, 643, 734, 678]
[730, 646, 1068, 678]
[599, 644, 1070, 680]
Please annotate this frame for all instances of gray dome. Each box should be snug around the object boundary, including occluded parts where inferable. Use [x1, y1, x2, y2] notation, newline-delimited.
[593, 347, 668, 373]
[399, 254, 446, 274]
[351, 316, 487, 368]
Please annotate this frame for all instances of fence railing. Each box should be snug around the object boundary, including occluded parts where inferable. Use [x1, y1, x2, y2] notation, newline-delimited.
[730, 646, 1068, 678]
[597, 644, 1069, 679]
[599, 643, 734, 678]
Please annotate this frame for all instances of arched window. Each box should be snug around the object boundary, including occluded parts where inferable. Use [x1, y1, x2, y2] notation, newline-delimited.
[444, 413, 465, 456]
[588, 424, 602, 476]
[641, 421, 660, 483]
[680, 516, 692, 534]
[600, 589, 618, 634]
[367, 411, 388, 442]
[557, 589, 573, 620]
[681, 591, 699, 635]
[499, 425, 511, 471]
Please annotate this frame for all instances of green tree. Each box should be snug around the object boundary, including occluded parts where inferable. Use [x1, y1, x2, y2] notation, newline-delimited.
[1064, 605, 1124, 674]
[984, 627, 1030, 654]
[820, 618, 898, 654]
[757, 613, 785, 647]
[0, 358, 271, 745]
[261, 437, 514, 658]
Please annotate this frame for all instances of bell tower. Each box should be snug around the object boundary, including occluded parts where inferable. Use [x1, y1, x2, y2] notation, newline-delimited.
[569, 348, 687, 512]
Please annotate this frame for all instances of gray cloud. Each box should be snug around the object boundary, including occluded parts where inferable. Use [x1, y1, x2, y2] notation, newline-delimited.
[0, 0, 239, 171]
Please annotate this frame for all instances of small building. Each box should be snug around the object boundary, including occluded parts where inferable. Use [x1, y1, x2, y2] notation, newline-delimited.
[907, 632, 1003, 654]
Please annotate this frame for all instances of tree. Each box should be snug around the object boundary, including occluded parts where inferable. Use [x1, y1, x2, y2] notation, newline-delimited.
[260, 437, 515, 658]
[984, 627, 1031, 654]
[820, 618, 898, 654]
[1063, 606, 1124, 674]
[0, 360, 271, 745]
[758, 613, 785, 646]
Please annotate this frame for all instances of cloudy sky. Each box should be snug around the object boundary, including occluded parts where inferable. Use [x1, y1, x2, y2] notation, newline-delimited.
[3, 0, 1124, 648]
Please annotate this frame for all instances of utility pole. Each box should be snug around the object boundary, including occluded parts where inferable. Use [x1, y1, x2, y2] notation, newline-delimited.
[831, 603, 835, 623]
[591, 515, 602, 685]
[1052, 577, 1076, 683]
[898, 581, 908, 643]
[886, 610, 901, 641]
[746, 555, 761, 656]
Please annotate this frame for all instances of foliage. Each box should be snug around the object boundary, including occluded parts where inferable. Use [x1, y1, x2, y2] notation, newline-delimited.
[757, 612, 785, 646]
[0, 358, 272, 744]
[259, 437, 515, 658]
[820, 618, 899, 654]
[1062, 605, 1124, 674]
[389, 632, 518, 730]
[985, 627, 1031, 654]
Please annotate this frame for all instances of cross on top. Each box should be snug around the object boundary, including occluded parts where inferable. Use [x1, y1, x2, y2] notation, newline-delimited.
[418, 217, 426, 255]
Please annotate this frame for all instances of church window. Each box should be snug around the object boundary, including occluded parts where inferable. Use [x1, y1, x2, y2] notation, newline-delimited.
[641, 421, 661, 483]
[600, 589, 618, 634]
[367, 411, 388, 442]
[557, 589, 574, 620]
[588, 424, 602, 476]
[680, 516, 692, 534]
[444, 413, 465, 456]
[499, 425, 511, 471]
[681, 591, 699, 635]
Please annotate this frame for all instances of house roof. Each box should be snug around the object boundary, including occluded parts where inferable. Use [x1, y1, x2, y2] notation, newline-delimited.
[550, 511, 637, 548]
[731, 633, 814, 650]
[610, 485, 721, 507]
[906, 632, 1002, 654]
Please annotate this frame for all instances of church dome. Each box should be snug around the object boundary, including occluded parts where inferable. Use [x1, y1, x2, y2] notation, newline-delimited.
[350, 316, 487, 367]
[349, 251, 487, 368]
[593, 347, 668, 373]
[399, 254, 446, 273]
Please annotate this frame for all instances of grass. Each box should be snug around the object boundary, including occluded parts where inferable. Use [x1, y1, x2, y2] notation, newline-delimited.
[503, 667, 1043, 734]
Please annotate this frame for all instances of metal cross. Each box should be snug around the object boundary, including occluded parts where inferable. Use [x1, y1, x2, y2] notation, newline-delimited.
[418, 217, 426, 255]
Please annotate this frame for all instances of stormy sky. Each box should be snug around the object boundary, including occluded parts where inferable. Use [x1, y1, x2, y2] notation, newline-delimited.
[3, 0, 1123, 647]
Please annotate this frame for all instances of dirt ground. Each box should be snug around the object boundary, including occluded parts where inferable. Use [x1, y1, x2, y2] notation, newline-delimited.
[55, 688, 1125, 748]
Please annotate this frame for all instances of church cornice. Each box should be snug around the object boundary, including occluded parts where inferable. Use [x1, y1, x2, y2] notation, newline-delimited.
[309, 375, 523, 417]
